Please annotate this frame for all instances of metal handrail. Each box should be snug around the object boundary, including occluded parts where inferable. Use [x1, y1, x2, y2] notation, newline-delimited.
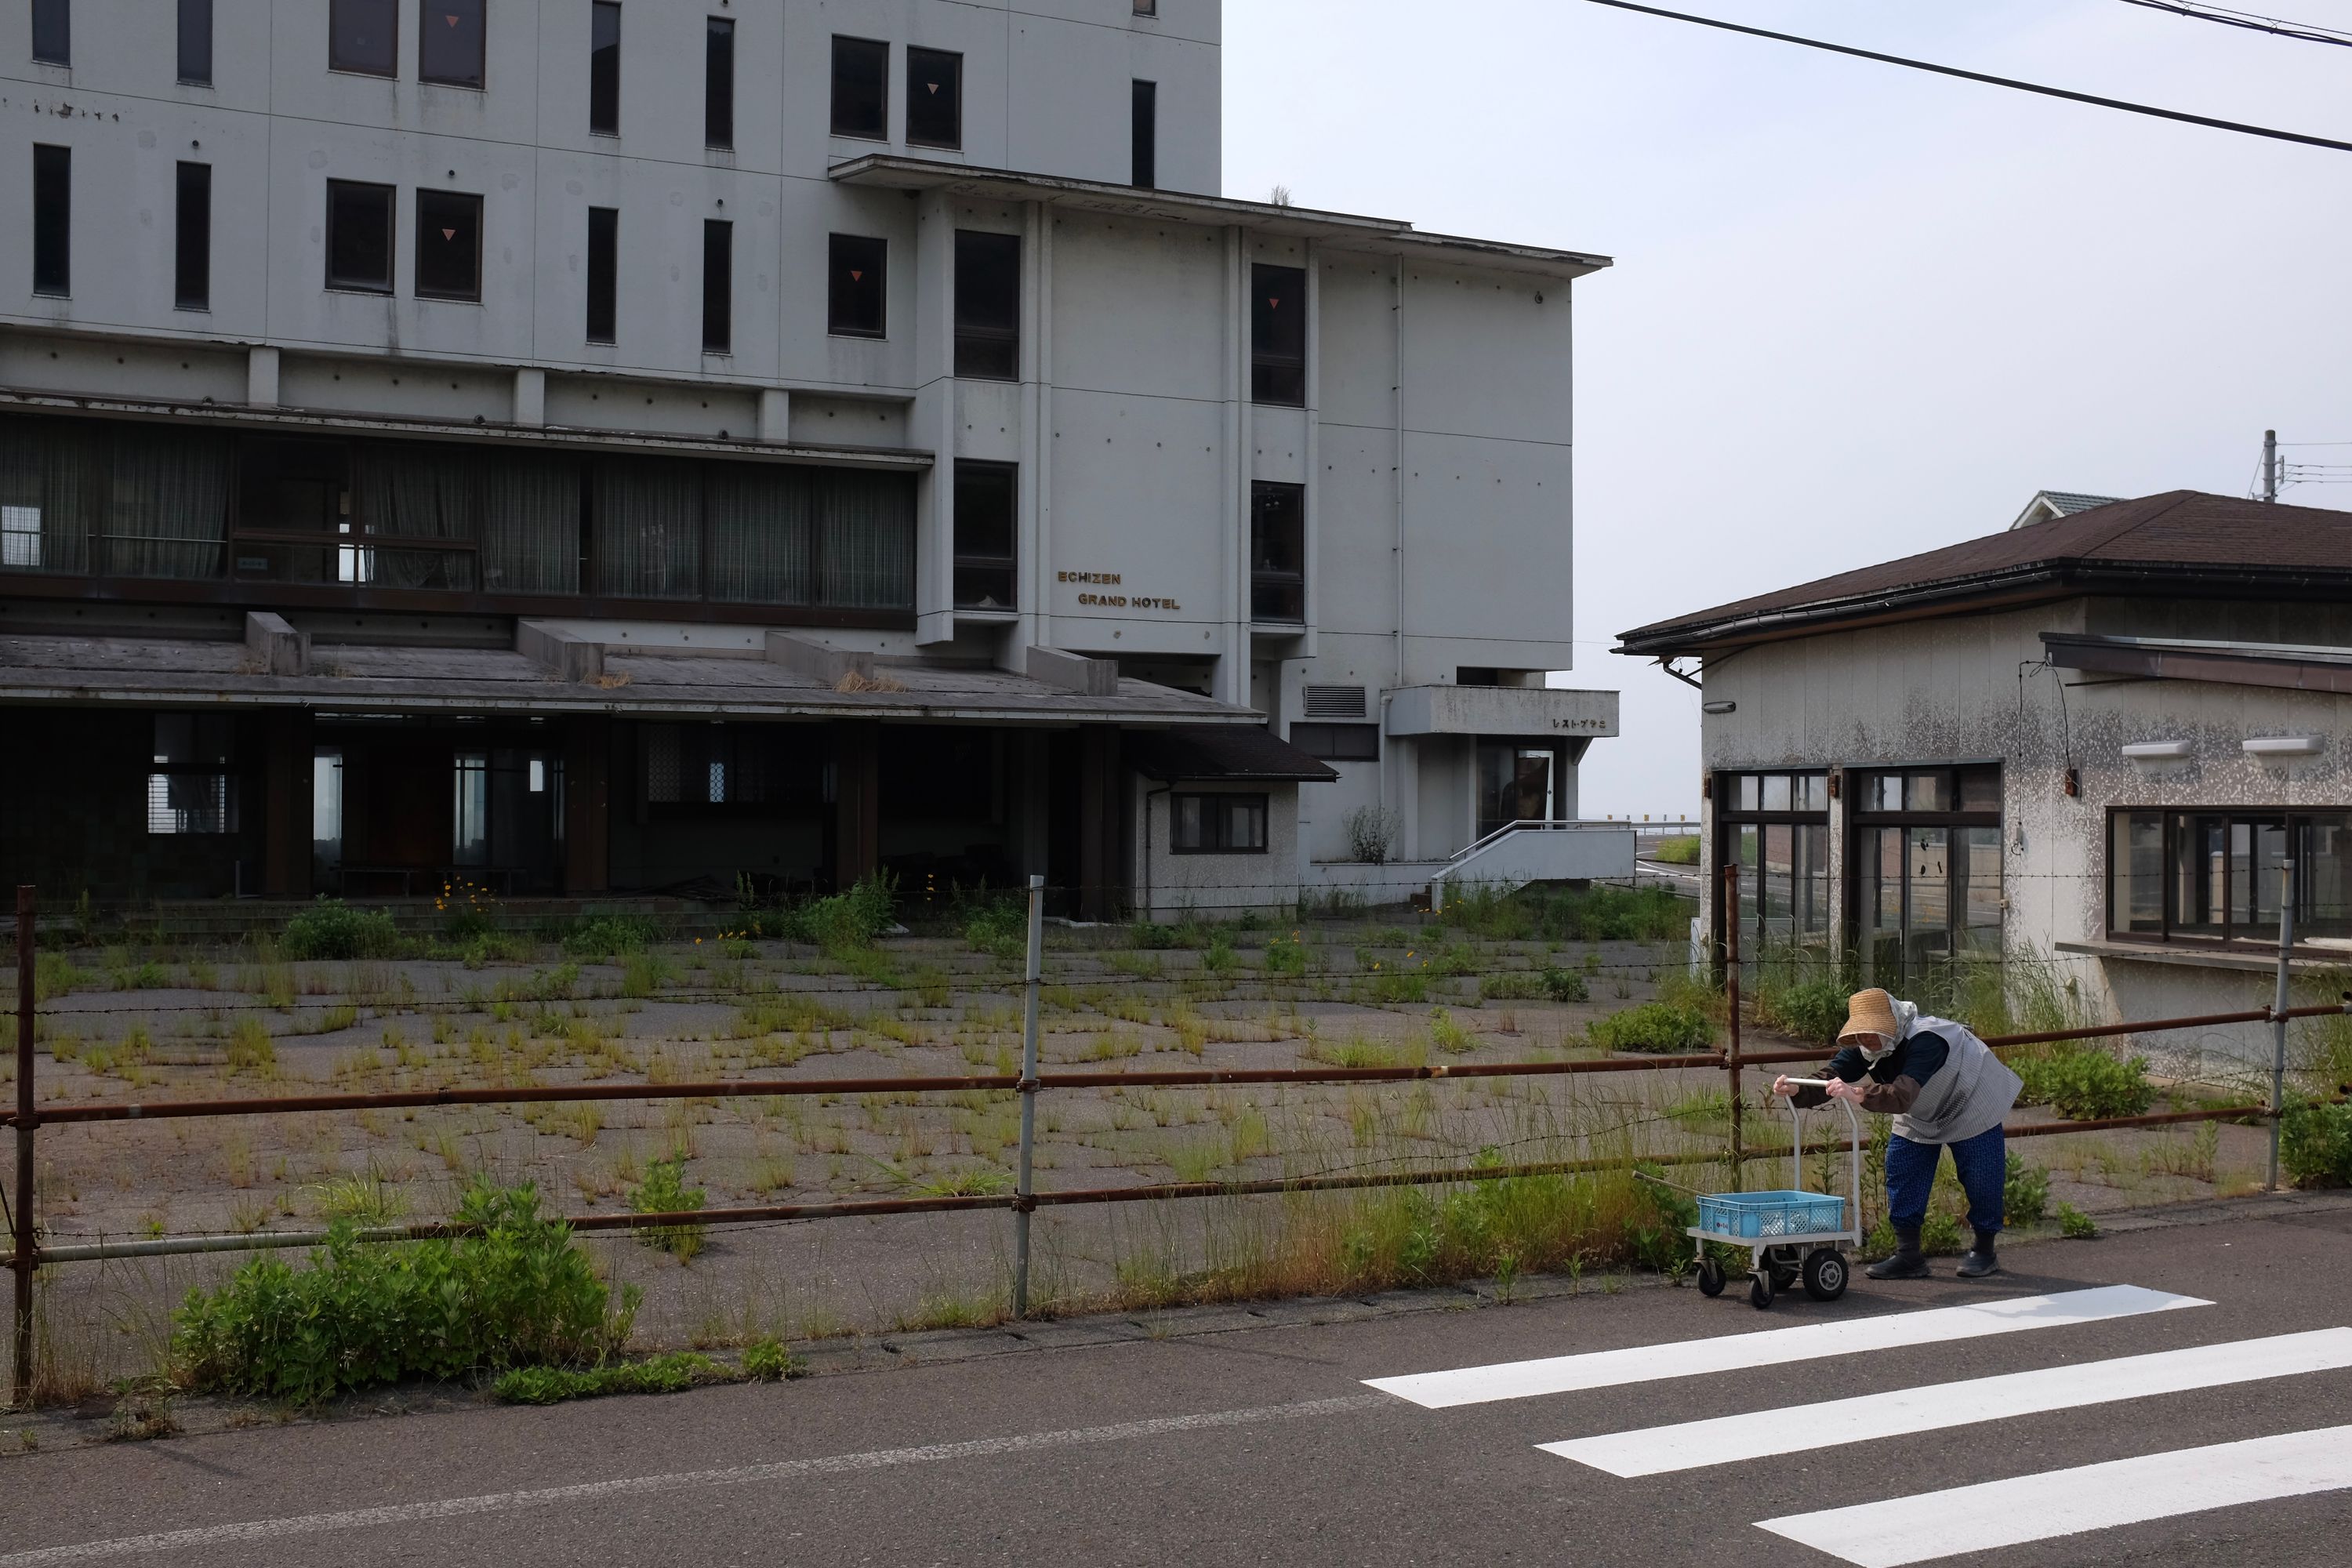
[1440, 817, 1632, 868]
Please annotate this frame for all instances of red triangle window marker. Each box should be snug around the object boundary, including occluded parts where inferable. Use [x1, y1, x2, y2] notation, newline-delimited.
[850, 270, 863, 282]
[927, 83, 940, 94]
[445, 14, 459, 25]
[441, 227, 457, 241]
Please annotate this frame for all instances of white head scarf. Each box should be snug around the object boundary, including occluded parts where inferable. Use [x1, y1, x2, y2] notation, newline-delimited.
[1858, 997, 1920, 1063]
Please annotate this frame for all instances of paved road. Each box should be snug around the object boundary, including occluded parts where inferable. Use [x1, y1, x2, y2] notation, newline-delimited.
[5, 1201, 2352, 1566]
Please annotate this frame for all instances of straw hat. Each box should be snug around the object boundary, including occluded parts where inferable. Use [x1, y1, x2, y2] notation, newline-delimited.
[1838, 988, 1900, 1045]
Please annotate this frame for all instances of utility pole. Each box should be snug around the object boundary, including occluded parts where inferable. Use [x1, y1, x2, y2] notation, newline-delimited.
[2263, 429, 2278, 503]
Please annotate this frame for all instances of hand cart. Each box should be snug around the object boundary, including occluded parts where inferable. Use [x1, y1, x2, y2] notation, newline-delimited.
[1689, 1086, 1861, 1311]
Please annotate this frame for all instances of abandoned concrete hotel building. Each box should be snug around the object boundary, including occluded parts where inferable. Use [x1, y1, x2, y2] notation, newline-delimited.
[0, 0, 1620, 916]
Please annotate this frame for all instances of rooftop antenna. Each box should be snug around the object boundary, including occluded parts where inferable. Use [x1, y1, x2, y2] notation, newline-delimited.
[2263, 429, 2278, 503]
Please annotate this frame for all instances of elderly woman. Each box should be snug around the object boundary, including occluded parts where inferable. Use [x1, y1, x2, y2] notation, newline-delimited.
[1773, 988, 2023, 1281]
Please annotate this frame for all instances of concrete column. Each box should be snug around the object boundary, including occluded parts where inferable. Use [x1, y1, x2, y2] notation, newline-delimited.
[246, 347, 280, 408]
[757, 387, 791, 442]
[915, 189, 959, 647]
[1021, 201, 1053, 652]
[833, 720, 881, 890]
[262, 710, 312, 897]
[1217, 227, 1250, 707]
[564, 717, 612, 895]
[1301, 243, 1320, 655]
[1078, 727, 1123, 920]
[513, 368, 546, 427]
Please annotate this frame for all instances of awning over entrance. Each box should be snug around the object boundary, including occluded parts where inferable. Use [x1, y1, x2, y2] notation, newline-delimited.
[1383, 684, 1619, 741]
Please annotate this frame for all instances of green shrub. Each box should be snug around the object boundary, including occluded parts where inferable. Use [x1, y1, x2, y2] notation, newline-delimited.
[1540, 965, 1590, 1003]
[1531, 884, 1692, 943]
[961, 897, 1027, 961]
[1479, 971, 1544, 1003]
[742, 1336, 804, 1381]
[1364, 969, 1429, 1005]
[280, 900, 402, 962]
[798, 875, 898, 953]
[1587, 1001, 1715, 1054]
[1263, 933, 1308, 976]
[2281, 1100, 2352, 1187]
[2057, 1202, 2099, 1239]
[493, 1351, 727, 1406]
[2014, 1046, 2154, 1120]
[562, 913, 658, 960]
[629, 1155, 709, 1261]
[2003, 1152, 2050, 1227]
[1919, 1210, 1968, 1255]
[172, 1179, 637, 1405]
[1754, 977, 1850, 1044]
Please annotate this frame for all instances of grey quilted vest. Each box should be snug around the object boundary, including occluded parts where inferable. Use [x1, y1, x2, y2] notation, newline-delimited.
[1893, 1015, 2022, 1146]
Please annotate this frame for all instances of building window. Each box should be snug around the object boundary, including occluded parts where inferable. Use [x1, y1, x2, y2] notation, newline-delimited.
[32, 145, 70, 297]
[453, 751, 490, 866]
[1851, 764, 2002, 989]
[148, 715, 239, 836]
[1290, 724, 1379, 763]
[325, 180, 394, 293]
[330, 0, 398, 76]
[2108, 808, 2352, 946]
[704, 16, 734, 149]
[175, 162, 211, 310]
[420, 0, 485, 89]
[588, 1, 620, 135]
[953, 462, 1016, 610]
[415, 188, 482, 302]
[641, 723, 824, 814]
[31, 0, 69, 65]
[1718, 769, 1832, 974]
[701, 218, 731, 354]
[831, 35, 889, 140]
[1131, 79, 1156, 188]
[1251, 263, 1306, 405]
[1134, 0, 1157, 13]
[1171, 794, 1269, 855]
[954, 230, 1019, 379]
[1249, 481, 1305, 624]
[178, 0, 213, 85]
[828, 234, 887, 338]
[906, 46, 962, 149]
[586, 205, 617, 343]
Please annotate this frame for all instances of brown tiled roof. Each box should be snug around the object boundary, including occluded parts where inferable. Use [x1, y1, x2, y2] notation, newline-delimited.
[1616, 491, 2352, 655]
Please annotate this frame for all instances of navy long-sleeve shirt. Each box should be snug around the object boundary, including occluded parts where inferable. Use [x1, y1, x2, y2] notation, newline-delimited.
[1790, 1031, 1951, 1114]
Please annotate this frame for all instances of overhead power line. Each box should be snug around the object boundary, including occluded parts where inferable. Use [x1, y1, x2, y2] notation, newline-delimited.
[2114, 0, 2352, 49]
[1577, 0, 2352, 154]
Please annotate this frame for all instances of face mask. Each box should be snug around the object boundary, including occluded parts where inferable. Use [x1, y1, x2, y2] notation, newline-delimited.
[1857, 1036, 1895, 1064]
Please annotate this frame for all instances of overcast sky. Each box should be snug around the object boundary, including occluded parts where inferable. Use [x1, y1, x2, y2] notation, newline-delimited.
[1221, 0, 2352, 819]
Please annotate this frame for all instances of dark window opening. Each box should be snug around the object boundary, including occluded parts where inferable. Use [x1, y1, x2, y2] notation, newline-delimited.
[2109, 808, 2352, 945]
[1249, 481, 1305, 624]
[177, 0, 214, 84]
[585, 205, 617, 344]
[588, 2, 621, 134]
[701, 219, 731, 353]
[415, 188, 483, 302]
[1290, 724, 1379, 762]
[642, 723, 825, 815]
[1, 413, 232, 578]
[953, 462, 1017, 611]
[704, 16, 735, 149]
[828, 233, 887, 339]
[329, 0, 398, 76]
[419, 0, 485, 89]
[32, 144, 70, 298]
[830, 35, 889, 140]
[906, 46, 962, 149]
[954, 229, 1020, 380]
[1251, 262, 1306, 405]
[1171, 793, 1268, 855]
[174, 162, 211, 310]
[149, 715, 240, 836]
[1131, 79, 1156, 188]
[325, 180, 394, 293]
[31, 0, 69, 65]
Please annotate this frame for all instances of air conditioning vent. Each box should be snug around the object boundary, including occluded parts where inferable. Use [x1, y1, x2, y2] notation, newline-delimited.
[1302, 684, 1367, 720]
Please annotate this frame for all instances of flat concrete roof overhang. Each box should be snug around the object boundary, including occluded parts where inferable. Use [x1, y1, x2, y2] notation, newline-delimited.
[829, 156, 1614, 283]
[1384, 684, 1620, 740]
[0, 634, 1266, 728]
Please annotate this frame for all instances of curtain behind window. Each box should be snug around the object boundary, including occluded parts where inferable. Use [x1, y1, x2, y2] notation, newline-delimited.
[708, 463, 814, 604]
[0, 416, 100, 574]
[482, 455, 581, 595]
[106, 427, 230, 579]
[594, 459, 701, 600]
[818, 470, 913, 610]
[356, 445, 480, 590]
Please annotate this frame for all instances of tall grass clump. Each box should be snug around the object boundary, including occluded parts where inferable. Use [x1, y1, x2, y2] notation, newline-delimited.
[171, 1179, 637, 1404]
[1751, 971, 1852, 1044]
[1651, 836, 1701, 866]
[279, 900, 402, 962]
[1587, 1001, 1715, 1054]
[2013, 1045, 2153, 1120]
[629, 1154, 710, 1261]
[2281, 1100, 2352, 1187]
[959, 891, 1028, 960]
[563, 913, 659, 960]
[1531, 884, 1692, 943]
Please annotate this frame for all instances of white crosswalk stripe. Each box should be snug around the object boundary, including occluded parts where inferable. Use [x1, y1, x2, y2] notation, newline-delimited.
[1540, 1327, 2352, 1476]
[1755, 1424, 2352, 1567]
[1362, 1284, 2205, 1408]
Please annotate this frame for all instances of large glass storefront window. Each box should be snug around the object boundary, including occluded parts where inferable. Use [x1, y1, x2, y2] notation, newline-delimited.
[1719, 770, 1831, 975]
[1855, 764, 2002, 989]
[2108, 809, 2351, 946]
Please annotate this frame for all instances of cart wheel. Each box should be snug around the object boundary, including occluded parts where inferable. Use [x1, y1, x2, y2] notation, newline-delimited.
[1770, 1250, 1802, 1291]
[1804, 1249, 1849, 1303]
[1697, 1258, 1725, 1298]
[1748, 1271, 1776, 1311]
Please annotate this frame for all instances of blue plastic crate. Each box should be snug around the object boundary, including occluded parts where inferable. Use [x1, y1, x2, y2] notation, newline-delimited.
[1695, 1189, 1847, 1240]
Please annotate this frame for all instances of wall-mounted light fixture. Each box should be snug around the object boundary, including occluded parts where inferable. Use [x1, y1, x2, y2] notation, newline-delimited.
[1701, 699, 1736, 715]
[2244, 736, 2323, 757]
[2121, 740, 2193, 761]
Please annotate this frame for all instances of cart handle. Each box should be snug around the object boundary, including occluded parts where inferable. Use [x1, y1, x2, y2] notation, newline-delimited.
[1778, 1077, 1835, 1088]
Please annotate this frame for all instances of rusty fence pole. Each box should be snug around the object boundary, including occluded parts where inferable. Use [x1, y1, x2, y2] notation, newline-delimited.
[13, 886, 33, 1409]
[2270, 861, 2296, 1192]
[1723, 862, 1743, 1194]
[1011, 873, 1044, 1319]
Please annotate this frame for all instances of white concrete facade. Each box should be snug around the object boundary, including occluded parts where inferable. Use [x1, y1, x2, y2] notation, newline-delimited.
[2, 0, 1614, 907]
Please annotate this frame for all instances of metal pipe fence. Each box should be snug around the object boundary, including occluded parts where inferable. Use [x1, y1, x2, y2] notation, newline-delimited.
[4, 873, 2346, 1406]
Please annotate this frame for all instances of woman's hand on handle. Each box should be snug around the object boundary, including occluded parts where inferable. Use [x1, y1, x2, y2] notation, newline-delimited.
[1773, 1075, 1798, 1098]
[1825, 1079, 1868, 1105]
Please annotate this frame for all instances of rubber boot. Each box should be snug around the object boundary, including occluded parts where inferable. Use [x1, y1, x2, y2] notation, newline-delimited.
[1866, 1224, 1931, 1280]
[1956, 1229, 2000, 1279]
